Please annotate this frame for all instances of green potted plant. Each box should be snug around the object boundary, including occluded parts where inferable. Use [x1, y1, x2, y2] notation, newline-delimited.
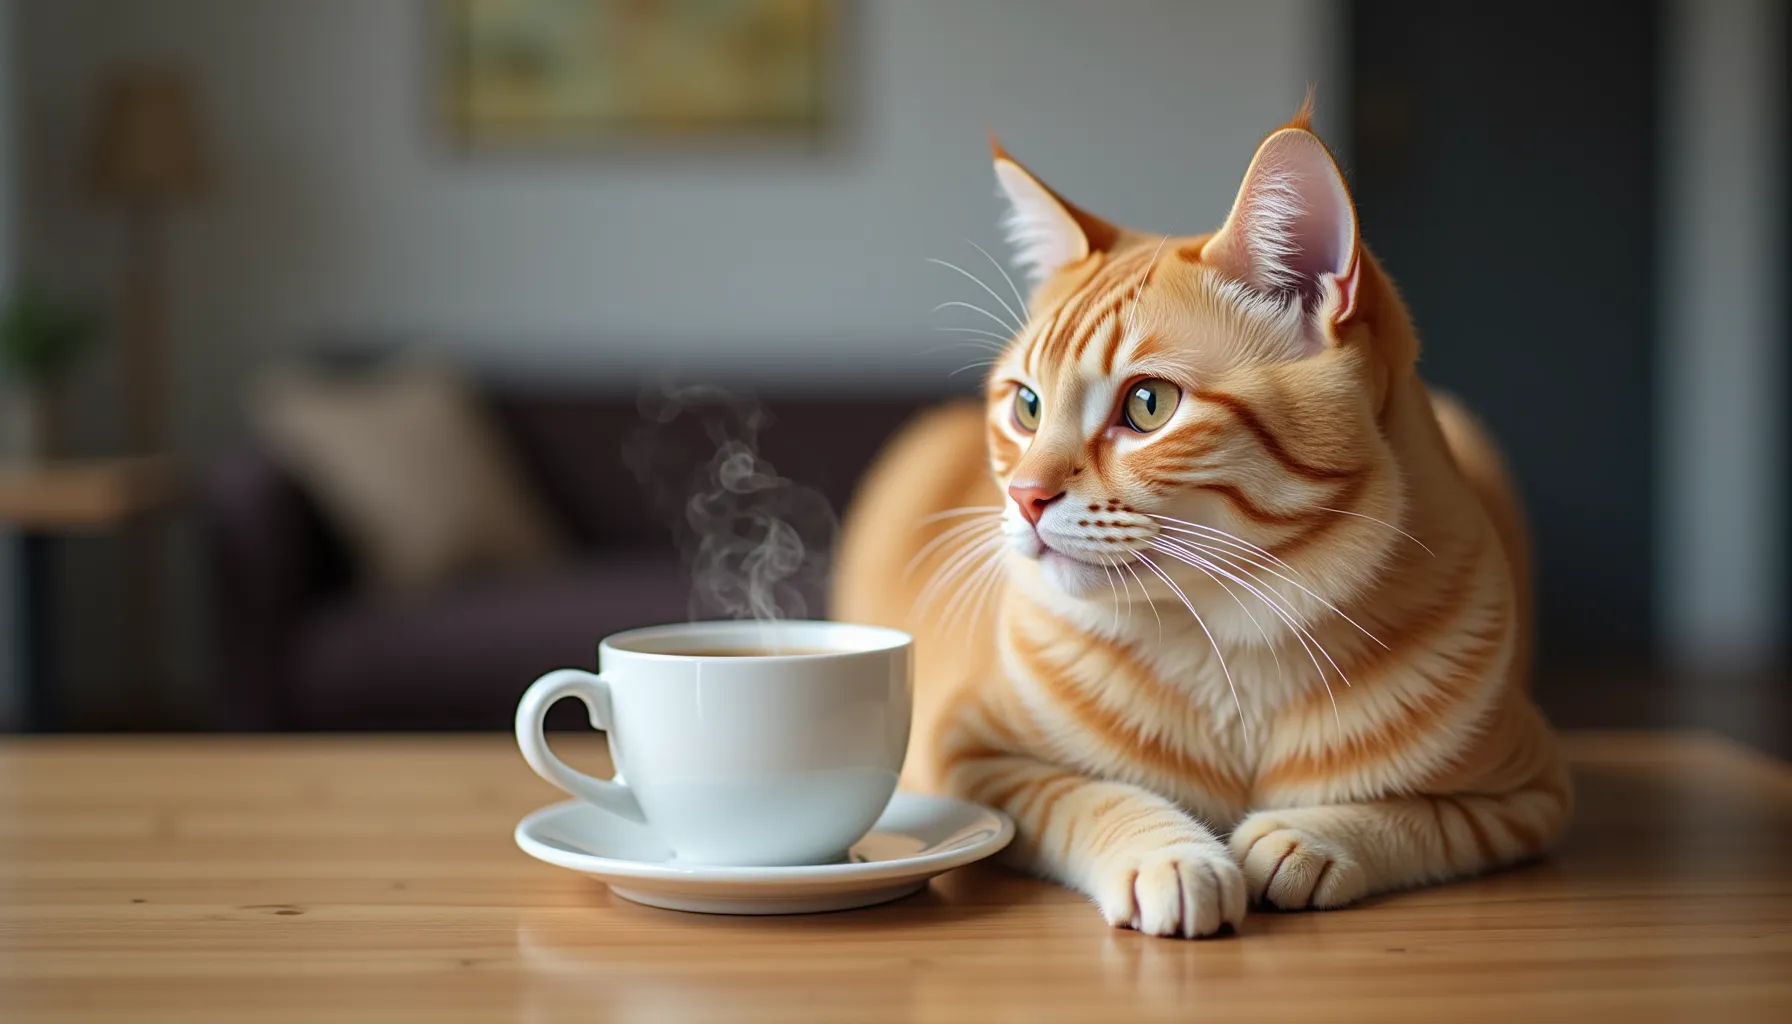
[0, 287, 100, 461]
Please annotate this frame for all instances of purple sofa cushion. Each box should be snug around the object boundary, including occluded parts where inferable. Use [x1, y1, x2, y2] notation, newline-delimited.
[289, 554, 697, 729]
[489, 392, 929, 546]
[207, 384, 952, 730]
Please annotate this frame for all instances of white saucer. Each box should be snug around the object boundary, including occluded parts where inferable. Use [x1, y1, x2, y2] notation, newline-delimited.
[515, 791, 1013, 915]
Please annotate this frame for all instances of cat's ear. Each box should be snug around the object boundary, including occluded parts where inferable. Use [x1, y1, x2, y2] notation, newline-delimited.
[1202, 105, 1361, 328]
[991, 135, 1122, 287]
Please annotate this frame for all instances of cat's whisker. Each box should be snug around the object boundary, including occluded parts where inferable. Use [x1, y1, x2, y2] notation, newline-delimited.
[1167, 538, 1357, 697]
[920, 344, 1006, 364]
[1158, 537, 1338, 658]
[931, 325, 1013, 346]
[907, 535, 1001, 625]
[1151, 523, 1303, 583]
[939, 545, 1007, 637]
[947, 359, 1000, 379]
[1148, 519, 1389, 650]
[964, 546, 1010, 640]
[916, 523, 1003, 593]
[1147, 540, 1280, 673]
[1136, 552, 1248, 745]
[1100, 560, 1121, 634]
[1315, 506, 1436, 556]
[1152, 538, 1345, 736]
[1255, 613, 1346, 738]
[910, 533, 1005, 627]
[921, 338, 1007, 356]
[905, 516, 999, 578]
[956, 543, 1010, 634]
[928, 257, 1026, 333]
[908, 525, 995, 592]
[933, 300, 1020, 335]
[917, 505, 1004, 526]
[1119, 559, 1162, 645]
[1124, 234, 1170, 338]
[1152, 524, 1318, 602]
[1144, 514, 1303, 577]
[1215, 545, 1387, 652]
[1109, 553, 1136, 623]
[966, 238, 1030, 326]
[1202, 553, 1349, 736]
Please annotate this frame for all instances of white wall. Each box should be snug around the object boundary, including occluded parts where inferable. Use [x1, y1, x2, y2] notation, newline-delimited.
[14, 0, 1335, 722]
[20, 0, 1334, 452]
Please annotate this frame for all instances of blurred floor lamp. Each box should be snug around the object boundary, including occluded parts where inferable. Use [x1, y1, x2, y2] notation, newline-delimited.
[87, 66, 207, 720]
[89, 65, 207, 453]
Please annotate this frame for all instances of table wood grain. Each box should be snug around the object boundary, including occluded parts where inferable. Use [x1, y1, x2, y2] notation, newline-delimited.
[2, 732, 1788, 1023]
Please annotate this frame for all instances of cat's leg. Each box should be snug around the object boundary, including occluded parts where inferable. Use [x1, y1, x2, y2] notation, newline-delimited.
[934, 691, 1246, 938]
[1228, 725, 1572, 909]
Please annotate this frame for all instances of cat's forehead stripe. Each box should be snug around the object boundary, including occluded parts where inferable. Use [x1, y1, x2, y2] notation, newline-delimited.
[1100, 323, 1137, 378]
[1063, 250, 1153, 367]
[1077, 318, 1120, 372]
[1027, 248, 1148, 377]
[1042, 255, 1121, 363]
[1100, 250, 1166, 375]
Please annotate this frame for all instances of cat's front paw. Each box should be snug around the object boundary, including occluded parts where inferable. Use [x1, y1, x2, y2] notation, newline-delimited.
[1228, 813, 1367, 910]
[1090, 840, 1247, 939]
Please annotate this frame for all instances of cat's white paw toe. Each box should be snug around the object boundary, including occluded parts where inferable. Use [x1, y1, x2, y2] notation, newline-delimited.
[1229, 814, 1367, 910]
[1091, 842, 1246, 938]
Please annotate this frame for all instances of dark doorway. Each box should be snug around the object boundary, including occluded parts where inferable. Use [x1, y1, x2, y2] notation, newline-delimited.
[1348, 2, 1660, 669]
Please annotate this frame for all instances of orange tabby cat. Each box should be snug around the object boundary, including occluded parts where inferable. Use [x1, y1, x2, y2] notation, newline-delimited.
[832, 102, 1571, 938]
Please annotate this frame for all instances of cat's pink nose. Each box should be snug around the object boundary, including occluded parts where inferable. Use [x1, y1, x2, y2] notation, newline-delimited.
[1008, 480, 1064, 527]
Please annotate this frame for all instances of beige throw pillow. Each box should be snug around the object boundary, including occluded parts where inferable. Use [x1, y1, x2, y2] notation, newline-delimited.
[255, 360, 565, 595]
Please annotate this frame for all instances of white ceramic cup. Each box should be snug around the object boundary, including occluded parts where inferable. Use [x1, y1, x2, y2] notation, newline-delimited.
[515, 620, 913, 867]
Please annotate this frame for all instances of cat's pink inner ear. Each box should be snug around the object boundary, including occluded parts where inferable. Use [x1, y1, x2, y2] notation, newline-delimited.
[1204, 127, 1360, 325]
[994, 157, 1090, 286]
[990, 138, 1123, 288]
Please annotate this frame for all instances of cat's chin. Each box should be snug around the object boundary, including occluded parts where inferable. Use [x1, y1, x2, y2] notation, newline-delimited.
[1037, 549, 1117, 598]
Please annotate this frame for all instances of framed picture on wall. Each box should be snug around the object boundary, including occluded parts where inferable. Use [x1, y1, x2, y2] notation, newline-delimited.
[440, 0, 834, 150]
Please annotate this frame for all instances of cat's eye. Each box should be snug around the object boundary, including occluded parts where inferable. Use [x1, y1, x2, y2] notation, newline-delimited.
[1012, 385, 1042, 432]
[1123, 379, 1181, 433]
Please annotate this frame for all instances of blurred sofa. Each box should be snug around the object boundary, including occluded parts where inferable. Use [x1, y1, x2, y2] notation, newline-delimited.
[205, 385, 934, 730]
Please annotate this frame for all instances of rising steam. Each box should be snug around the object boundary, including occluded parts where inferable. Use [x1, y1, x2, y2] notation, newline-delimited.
[624, 384, 836, 624]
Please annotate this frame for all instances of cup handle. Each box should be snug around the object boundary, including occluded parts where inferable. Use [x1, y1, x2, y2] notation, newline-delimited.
[515, 668, 645, 824]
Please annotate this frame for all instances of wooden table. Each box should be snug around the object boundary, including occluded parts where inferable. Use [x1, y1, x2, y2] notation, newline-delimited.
[2, 733, 1788, 1023]
[0, 457, 178, 530]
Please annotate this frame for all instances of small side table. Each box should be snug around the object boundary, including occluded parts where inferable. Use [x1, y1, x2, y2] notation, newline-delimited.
[0, 456, 179, 731]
